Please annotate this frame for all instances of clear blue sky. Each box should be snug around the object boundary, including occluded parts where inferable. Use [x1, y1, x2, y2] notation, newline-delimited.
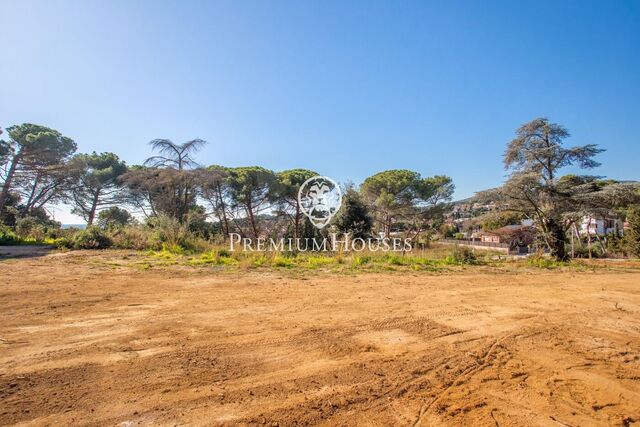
[1, 0, 639, 223]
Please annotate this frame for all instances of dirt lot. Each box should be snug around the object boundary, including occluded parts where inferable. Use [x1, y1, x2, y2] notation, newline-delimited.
[1, 249, 640, 426]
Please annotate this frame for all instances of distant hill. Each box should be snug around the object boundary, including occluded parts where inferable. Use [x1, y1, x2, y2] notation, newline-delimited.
[62, 224, 87, 230]
[451, 195, 479, 205]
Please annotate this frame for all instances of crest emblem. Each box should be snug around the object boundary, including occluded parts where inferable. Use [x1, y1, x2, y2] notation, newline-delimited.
[298, 176, 342, 229]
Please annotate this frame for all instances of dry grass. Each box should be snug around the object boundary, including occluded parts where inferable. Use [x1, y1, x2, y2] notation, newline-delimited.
[135, 243, 640, 275]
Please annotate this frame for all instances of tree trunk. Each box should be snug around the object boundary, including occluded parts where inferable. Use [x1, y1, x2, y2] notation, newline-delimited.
[216, 184, 230, 240]
[384, 213, 391, 239]
[294, 203, 300, 239]
[0, 151, 22, 214]
[183, 186, 190, 223]
[547, 220, 567, 261]
[25, 172, 42, 214]
[246, 199, 258, 238]
[87, 190, 101, 226]
[570, 223, 576, 259]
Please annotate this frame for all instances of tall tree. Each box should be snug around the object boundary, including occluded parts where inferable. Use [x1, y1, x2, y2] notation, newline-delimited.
[120, 166, 200, 221]
[136, 138, 207, 223]
[199, 165, 231, 239]
[13, 160, 75, 215]
[144, 138, 206, 170]
[487, 118, 605, 260]
[408, 175, 455, 240]
[0, 127, 10, 165]
[276, 169, 318, 239]
[481, 211, 523, 231]
[0, 124, 76, 215]
[361, 170, 420, 238]
[97, 206, 134, 229]
[361, 169, 454, 238]
[227, 166, 278, 238]
[69, 152, 128, 225]
[334, 185, 373, 238]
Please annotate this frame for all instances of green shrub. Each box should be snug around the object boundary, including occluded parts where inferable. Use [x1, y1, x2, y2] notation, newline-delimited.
[218, 256, 238, 266]
[148, 214, 190, 247]
[52, 221, 213, 253]
[145, 214, 213, 252]
[249, 254, 269, 267]
[197, 250, 217, 263]
[161, 243, 186, 255]
[97, 207, 134, 229]
[181, 235, 211, 253]
[108, 226, 157, 250]
[217, 248, 231, 258]
[306, 255, 335, 268]
[527, 252, 565, 268]
[15, 217, 47, 240]
[190, 250, 237, 266]
[444, 245, 477, 265]
[352, 255, 371, 266]
[67, 226, 112, 249]
[385, 254, 410, 265]
[0, 225, 21, 245]
[272, 256, 295, 267]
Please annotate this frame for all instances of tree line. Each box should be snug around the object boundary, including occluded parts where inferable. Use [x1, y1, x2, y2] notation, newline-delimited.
[2, 119, 639, 260]
[0, 123, 454, 243]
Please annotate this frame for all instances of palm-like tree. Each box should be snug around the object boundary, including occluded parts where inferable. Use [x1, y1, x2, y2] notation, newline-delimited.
[144, 138, 207, 170]
[141, 138, 207, 222]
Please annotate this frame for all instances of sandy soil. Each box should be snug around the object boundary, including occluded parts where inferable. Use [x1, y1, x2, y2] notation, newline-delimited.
[1, 250, 640, 426]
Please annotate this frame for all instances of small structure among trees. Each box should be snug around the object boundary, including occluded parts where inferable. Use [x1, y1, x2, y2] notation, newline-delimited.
[480, 117, 640, 260]
[479, 224, 535, 254]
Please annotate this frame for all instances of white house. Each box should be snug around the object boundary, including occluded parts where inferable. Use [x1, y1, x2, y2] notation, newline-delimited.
[578, 216, 624, 236]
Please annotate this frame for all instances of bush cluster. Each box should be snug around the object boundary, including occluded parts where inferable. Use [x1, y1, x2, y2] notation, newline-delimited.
[142, 245, 488, 272]
[0, 225, 22, 245]
[527, 251, 567, 268]
[55, 222, 213, 252]
[445, 245, 477, 265]
[61, 227, 113, 249]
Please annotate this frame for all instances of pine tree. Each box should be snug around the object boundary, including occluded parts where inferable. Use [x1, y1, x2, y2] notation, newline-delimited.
[335, 188, 373, 239]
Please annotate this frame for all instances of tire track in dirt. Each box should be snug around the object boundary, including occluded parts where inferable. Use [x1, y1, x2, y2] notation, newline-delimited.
[412, 333, 512, 426]
[2, 252, 640, 426]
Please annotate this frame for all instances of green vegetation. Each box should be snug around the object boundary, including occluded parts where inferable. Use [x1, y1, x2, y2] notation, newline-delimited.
[526, 251, 568, 269]
[275, 169, 318, 239]
[625, 206, 640, 258]
[361, 169, 454, 239]
[69, 152, 128, 225]
[2, 119, 640, 267]
[63, 226, 113, 249]
[0, 225, 22, 245]
[335, 185, 374, 239]
[446, 245, 478, 265]
[481, 211, 523, 231]
[122, 243, 637, 275]
[139, 244, 483, 272]
[480, 118, 640, 260]
[0, 124, 76, 216]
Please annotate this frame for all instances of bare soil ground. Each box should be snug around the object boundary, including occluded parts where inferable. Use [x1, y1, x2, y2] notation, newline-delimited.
[1, 249, 640, 426]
